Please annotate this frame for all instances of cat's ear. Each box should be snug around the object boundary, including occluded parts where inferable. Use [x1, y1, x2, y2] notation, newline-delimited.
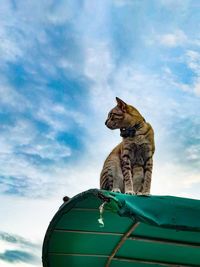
[116, 97, 127, 112]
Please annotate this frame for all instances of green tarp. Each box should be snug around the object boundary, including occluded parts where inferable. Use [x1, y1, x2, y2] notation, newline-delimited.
[42, 189, 200, 267]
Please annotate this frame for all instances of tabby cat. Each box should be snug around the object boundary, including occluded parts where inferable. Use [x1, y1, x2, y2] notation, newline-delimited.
[100, 97, 155, 195]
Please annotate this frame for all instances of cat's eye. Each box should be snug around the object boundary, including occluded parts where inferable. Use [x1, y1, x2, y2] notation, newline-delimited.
[108, 112, 123, 121]
[113, 113, 123, 119]
[108, 112, 114, 119]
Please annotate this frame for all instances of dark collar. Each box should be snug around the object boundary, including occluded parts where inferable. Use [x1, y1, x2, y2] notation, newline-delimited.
[120, 124, 141, 138]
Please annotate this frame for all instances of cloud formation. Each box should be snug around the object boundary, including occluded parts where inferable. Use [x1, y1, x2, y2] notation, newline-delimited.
[0, 231, 40, 266]
[158, 30, 187, 47]
[0, 250, 39, 264]
[0, 0, 199, 200]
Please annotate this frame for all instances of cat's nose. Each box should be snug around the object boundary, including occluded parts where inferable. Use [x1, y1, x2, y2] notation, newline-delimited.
[105, 119, 108, 125]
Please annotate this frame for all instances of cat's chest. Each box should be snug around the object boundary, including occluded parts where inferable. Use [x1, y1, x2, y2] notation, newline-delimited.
[122, 142, 149, 165]
[130, 144, 143, 162]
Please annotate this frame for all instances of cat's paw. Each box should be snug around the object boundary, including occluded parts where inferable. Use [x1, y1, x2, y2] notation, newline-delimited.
[125, 190, 136, 195]
[143, 192, 150, 196]
[112, 188, 121, 193]
[137, 191, 150, 196]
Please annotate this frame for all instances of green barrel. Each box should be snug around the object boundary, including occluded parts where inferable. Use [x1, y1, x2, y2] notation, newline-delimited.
[42, 189, 200, 267]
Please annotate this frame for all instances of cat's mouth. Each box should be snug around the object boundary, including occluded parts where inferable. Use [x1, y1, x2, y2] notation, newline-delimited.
[105, 120, 118, 129]
[107, 125, 117, 129]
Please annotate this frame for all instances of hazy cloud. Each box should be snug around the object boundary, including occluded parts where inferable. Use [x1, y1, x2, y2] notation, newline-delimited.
[158, 30, 188, 47]
[0, 231, 41, 265]
[0, 250, 39, 264]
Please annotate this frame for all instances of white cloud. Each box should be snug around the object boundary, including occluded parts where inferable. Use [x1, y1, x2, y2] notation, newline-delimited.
[0, 0, 83, 81]
[0, 113, 73, 198]
[0, 28, 22, 62]
[186, 50, 200, 74]
[0, 145, 68, 197]
[0, 83, 29, 112]
[3, 119, 37, 145]
[35, 99, 86, 133]
[148, 28, 200, 53]
[162, 49, 200, 97]
[84, 42, 114, 83]
[158, 30, 188, 47]
[21, 142, 71, 160]
[0, 72, 88, 196]
[152, 161, 200, 199]
[185, 144, 200, 161]
[194, 80, 200, 95]
[183, 173, 200, 188]
[184, 50, 200, 96]
[0, 229, 41, 266]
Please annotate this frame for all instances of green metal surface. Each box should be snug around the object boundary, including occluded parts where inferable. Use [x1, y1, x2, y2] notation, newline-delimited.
[42, 189, 200, 267]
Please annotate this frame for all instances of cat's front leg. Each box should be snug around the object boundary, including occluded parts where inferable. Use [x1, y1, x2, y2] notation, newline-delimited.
[110, 158, 123, 193]
[142, 157, 153, 195]
[121, 155, 135, 195]
[112, 188, 121, 193]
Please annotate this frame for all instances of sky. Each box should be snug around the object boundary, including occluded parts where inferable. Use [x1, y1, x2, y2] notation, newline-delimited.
[0, 0, 200, 266]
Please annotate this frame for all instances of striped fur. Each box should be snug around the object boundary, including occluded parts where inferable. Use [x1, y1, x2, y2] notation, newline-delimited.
[100, 97, 155, 195]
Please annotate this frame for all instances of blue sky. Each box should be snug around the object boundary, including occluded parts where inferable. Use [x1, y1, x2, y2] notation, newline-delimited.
[0, 0, 200, 266]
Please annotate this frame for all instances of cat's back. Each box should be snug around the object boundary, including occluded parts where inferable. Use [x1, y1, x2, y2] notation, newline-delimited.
[102, 142, 122, 164]
[100, 142, 123, 190]
[145, 122, 155, 152]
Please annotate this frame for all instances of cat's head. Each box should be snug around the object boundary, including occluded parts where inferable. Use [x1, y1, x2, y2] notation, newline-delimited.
[105, 97, 144, 130]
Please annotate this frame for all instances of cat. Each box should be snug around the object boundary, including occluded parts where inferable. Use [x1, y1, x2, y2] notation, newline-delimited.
[100, 97, 155, 195]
